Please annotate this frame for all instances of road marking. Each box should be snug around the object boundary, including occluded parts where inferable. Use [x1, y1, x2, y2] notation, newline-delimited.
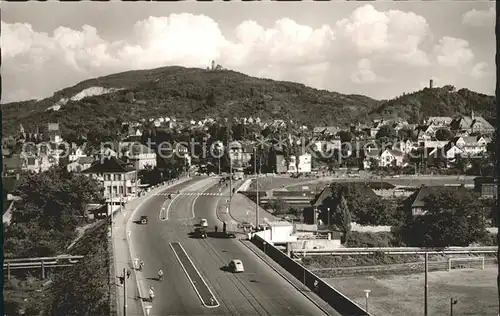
[155, 192, 224, 197]
[161, 181, 209, 221]
[169, 242, 220, 308]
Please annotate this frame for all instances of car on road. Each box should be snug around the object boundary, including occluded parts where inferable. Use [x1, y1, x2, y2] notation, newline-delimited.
[228, 259, 244, 273]
[140, 216, 148, 224]
[237, 221, 254, 230]
[200, 218, 208, 227]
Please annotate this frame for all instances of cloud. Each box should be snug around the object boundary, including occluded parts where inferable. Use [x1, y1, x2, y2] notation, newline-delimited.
[471, 62, 488, 79]
[335, 5, 431, 67]
[350, 59, 385, 84]
[462, 6, 495, 27]
[434, 36, 474, 68]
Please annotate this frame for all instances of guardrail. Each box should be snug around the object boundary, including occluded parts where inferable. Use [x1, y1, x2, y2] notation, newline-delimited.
[292, 246, 498, 257]
[251, 235, 372, 316]
[4, 255, 84, 280]
[309, 258, 497, 278]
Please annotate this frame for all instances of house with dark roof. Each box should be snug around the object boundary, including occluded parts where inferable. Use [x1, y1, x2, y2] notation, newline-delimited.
[473, 176, 497, 200]
[450, 113, 495, 135]
[405, 185, 470, 216]
[3, 154, 23, 175]
[82, 156, 139, 207]
[307, 184, 378, 225]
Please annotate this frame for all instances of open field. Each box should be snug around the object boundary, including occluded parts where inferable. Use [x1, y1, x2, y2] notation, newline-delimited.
[247, 176, 310, 191]
[285, 176, 475, 192]
[325, 267, 498, 316]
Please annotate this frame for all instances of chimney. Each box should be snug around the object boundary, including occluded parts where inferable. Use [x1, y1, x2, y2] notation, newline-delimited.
[429, 79, 433, 89]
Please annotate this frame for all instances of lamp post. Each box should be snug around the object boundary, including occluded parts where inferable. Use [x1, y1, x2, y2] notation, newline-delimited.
[364, 289, 371, 313]
[254, 147, 259, 229]
[424, 252, 428, 316]
[327, 207, 330, 228]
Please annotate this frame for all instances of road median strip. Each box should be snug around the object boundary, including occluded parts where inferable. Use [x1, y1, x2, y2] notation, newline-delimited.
[169, 242, 220, 308]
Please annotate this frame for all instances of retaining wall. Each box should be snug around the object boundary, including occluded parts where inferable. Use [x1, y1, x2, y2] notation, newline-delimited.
[251, 234, 372, 316]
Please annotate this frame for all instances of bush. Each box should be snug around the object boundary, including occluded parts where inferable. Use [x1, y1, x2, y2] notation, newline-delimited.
[345, 231, 402, 248]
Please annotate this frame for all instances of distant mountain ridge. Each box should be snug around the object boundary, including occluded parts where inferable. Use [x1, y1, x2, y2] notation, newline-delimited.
[2, 66, 495, 138]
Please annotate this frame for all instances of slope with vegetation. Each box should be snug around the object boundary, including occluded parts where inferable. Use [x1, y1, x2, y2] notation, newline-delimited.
[2, 66, 379, 138]
[3, 168, 107, 316]
[370, 85, 496, 124]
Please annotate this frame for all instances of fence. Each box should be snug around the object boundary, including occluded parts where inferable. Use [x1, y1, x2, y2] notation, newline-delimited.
[251, 234, 372, 316]
[4, 255, 84, 280]
[309, 258, 497, 278]
[292, 246, 498, 257]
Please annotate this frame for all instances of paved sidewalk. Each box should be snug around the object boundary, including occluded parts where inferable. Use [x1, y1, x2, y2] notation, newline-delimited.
[112, 177, 191, 316]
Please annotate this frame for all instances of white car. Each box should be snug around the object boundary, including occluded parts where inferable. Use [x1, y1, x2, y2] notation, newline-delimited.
[200, 218, 208, 227]
[228, 259, 244, 273]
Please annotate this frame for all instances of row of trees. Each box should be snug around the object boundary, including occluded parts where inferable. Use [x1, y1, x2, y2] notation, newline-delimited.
[316, 183, 492, 247]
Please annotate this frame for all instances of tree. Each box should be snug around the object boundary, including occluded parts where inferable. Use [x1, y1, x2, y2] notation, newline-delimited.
[337, 131, 352, 143]
[402, 187, 487, 247]
[435, 128, 453, 141]
[334, 196, 352, 243]
[375, 125, 396, 139]
[267, 198, 287, 215]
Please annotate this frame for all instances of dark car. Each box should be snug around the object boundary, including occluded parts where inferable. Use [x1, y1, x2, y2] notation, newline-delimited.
[140, 216, 148, 224]
[194, 228, 207, 238]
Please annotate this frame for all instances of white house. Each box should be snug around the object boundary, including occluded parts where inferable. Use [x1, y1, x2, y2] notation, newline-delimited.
[287, 154, 312, 173]
[82, 157, 140, 208]
[423, 140, 449, 149]
[454, 136, 484, 156]
[426, 116, 453, 126]
[124, 143, 157, 170]
[379, 149, 404, 167]
[69, 146, 86, 162]
[432, 144, 463, 160]
[67, 156, 94, 173]
[314, 139, 341, 155]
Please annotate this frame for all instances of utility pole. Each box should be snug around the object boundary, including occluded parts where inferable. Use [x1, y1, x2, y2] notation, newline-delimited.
[424, 252, 428, 316]
[254, 147, 259, 229]
[450, 298, 457, 316]
[227, 120, 233, 216]
[110, 173, 114, 237]
[123, 268, 127, 316]
[135, 158, 138, 197]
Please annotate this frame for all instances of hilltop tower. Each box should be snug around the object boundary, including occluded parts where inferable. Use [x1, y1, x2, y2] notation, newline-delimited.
[429, 79, 434, 89]
[211, 60, 215, 70]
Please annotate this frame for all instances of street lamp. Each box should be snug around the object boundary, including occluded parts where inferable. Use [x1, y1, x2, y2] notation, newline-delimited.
[364, 289, 371, 313]
[327, 207, 330, 228]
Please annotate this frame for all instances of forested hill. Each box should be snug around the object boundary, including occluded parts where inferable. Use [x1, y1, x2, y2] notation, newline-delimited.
[1, 66, 378, 137]
[2, 66, 495, 139]
[369, 85, 496, 124]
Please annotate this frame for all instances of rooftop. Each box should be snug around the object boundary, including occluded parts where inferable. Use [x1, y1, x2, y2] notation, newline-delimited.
[82, 156, 135, 174]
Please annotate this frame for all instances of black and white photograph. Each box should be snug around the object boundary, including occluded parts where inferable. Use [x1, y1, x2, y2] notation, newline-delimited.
[1, 2, 497, 316]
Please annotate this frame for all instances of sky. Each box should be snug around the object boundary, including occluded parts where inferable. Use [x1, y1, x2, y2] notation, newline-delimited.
[1, 2, 496, 103]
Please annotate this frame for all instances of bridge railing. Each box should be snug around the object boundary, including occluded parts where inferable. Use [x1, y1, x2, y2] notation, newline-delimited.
[4, 255, 84, 280]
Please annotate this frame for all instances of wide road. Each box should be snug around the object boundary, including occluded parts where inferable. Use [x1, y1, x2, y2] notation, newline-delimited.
[130, 176, 331, 316]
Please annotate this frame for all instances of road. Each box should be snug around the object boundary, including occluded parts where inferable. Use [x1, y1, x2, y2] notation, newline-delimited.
[129, 176, 332, 316]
